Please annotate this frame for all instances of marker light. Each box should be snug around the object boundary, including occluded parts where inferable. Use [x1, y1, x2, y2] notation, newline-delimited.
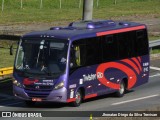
[13, 79, 22, 88]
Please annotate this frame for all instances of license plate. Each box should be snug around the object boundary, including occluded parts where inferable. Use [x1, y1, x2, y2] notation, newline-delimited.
[32, 98, 42, 102]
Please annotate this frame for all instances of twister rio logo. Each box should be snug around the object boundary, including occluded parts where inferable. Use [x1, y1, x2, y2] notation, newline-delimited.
[96, 57, 142, 90]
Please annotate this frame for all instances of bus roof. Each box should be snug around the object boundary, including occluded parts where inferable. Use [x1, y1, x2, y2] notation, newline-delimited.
[22, 20, 146, 41]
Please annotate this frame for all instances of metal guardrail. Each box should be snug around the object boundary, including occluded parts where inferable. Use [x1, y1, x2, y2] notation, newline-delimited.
[0, 67, 13, 76]
[0, 35, 20, 41]
[149, 39, 160, 48]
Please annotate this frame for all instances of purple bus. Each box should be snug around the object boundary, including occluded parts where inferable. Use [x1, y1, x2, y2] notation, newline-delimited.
[13, 20, 149, 107]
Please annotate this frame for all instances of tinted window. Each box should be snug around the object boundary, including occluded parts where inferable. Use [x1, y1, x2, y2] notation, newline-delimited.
[70, 37, 102, 69]
[70, 28, 148, 71]
[129, 31, 137, 57]
[85, 37, 102, 66]
[118, 32, 130, 59]
[102, 35, 118, 62]
[135, 30, 149, 56]
[117, 32, 137, 59]
[70, 40, 86, 68]
[117, 29, 148, 59]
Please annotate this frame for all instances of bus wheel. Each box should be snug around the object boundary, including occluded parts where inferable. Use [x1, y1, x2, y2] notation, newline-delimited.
[72, 90, 82, 107]
[115, 80, 125, 97]
[25, 100, 36, 107]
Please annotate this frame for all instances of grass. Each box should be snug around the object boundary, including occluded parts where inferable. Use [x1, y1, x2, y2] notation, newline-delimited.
[149, 36, 160, 41]
[0, 48, 15, 68]
[0, 40, 17, 68]
[150, 49, 160, 54]
[0, 0, 160, 68]
[0, 0, 160, 24]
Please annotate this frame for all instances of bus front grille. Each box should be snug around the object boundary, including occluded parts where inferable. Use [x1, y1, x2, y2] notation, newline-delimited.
[24, 85, 53, 91]
[24, 89, 51, 98]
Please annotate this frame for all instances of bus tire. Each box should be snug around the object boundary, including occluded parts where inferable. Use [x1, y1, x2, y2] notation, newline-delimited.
[71, 90, 82, 107]
[25, 100, 36, 107]
[115, 80, 125, 97]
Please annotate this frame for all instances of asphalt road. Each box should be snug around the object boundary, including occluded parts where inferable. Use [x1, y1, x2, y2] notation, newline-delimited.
[0, 59, 160, 120]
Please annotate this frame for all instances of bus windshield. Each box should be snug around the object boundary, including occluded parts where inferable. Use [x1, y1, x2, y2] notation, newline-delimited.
[15, 39, 68, 76]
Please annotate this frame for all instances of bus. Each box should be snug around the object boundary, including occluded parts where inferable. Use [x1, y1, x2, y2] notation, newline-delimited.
[13, 20, 149, 107]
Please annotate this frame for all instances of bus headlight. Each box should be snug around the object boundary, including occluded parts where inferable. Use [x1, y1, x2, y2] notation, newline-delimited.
[13, 79, 22, 88]
[54, 81, 64, 90]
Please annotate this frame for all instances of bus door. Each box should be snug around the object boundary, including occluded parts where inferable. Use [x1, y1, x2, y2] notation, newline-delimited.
[69, 40, 95, 96]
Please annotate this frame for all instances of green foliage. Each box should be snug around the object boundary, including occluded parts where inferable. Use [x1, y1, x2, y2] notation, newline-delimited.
[0, 0, 159, 24]
[0, 0, 160, 67]
[0, 40, 17, 68]
[0, 48, 15, 68]
[151, 49, 160, 54]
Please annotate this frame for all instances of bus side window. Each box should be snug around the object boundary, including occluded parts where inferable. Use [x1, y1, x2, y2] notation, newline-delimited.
[129, 31, 137, 57]
[85, 37, 102, 66]
[135, 30, 148, 56]
[70, 40, 86, 69]
[102, 35, 118, 62]
[118, 32, 131, 59]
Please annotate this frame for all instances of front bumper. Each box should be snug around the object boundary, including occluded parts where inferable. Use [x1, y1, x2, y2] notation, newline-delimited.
[13, 85, 67, 103]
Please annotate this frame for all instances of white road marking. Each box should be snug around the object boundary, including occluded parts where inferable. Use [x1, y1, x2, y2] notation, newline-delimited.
[150, 66, 160, 71]
[112, 94, 159, 106]
[0, 102, 23, 107]
[149, 73, 160, 78]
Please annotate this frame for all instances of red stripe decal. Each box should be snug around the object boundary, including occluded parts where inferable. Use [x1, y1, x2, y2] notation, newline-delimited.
[132, 58, 142, 72]
[67, 98, 76, 103]
[23, 78, 39, 85]
[96, 62, 137, 89]
[121, 59, 140, 74]
[137, 57, 141, 63]
[96, 26, 145, 36]
[84, 94, 97, 99]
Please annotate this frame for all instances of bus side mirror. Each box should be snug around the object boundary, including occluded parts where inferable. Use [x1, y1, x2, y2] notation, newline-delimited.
[10, 44, 13, 55]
